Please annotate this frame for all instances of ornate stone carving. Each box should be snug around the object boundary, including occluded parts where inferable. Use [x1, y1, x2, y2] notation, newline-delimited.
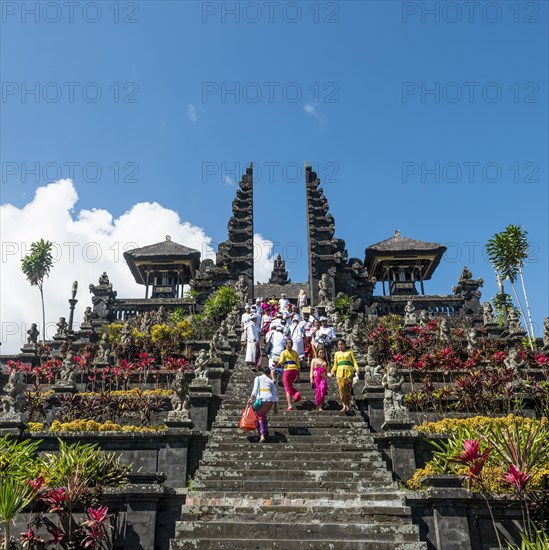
[382, 362, 408, 420]
[418, 310, 430, 328]
[95, 333, 110, 363]
[234, 274, 249, 306]
[439, 318, 451, 344]
[168, 370, 190, 421]
[193, 349, 210, 382]
[318, 273, 334, 306]
[55, 317, 68, 338]
[26, 323, 39, 346]
[507, 309, 525, 335]
[268, 254, 290, 285]
[404, 301, 417, 326]
[466, 328, 478, 353]
[1, 368, 26, 418]
[452, 266, 484, 316]
[504, 349, 526, 371]
[364, 345, 383, 381]
[57, 350, 77, 390]
[482, 302, 496, 325]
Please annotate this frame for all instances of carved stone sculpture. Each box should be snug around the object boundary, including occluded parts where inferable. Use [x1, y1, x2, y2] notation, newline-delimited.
[1, 368, 27, 418]
[55, 317, 68, 338]
[120, 321, 132, 345]
[482, 302, 496, 325]
[363, 345, 383, 382]
[234, 274, 248, 306]
[318, 273, 333, 306]
[418, 310, 430, 328]
[168, 370, 190, 421]
[95, 333, 110, 363]
[507, 309, 524, 334]
[382, 362, 408, 420]
[57, 350, 77, 389]
[466, 328, 478, 353]
[193, 349, 210, 382]
[439, 318, 451, 344]
[504, 349, 526, 371]
[26, 323, 39, 346]
[404, 301, 417, 326]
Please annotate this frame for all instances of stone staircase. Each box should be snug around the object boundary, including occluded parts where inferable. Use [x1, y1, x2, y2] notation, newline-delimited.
[170, 353, 426, 549]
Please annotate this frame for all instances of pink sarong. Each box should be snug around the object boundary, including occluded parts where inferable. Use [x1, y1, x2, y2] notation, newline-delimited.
[313, 366, 327, 406]
[282, 369, 301, 401]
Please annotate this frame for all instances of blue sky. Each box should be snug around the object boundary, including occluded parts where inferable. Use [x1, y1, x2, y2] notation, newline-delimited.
[1, 0, 548, 334]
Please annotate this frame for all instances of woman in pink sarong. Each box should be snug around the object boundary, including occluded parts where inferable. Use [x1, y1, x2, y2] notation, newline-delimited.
[310, 347, 328, 410]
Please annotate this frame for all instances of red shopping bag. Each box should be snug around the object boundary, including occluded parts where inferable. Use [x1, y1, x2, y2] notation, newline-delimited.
[239, 404, 256, 432]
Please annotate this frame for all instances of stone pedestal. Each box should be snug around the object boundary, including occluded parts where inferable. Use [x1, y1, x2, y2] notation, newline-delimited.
[166, 411, 193, 429]
[189, 384, 213, 432]
[207, 367, 225, 395]
[356, 387, 384, 432]
[0, 411, 26, 435]
[381, 425, 418, 483]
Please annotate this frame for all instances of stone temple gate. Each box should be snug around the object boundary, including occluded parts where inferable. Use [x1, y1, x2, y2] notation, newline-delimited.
[88, 162, 483, 323]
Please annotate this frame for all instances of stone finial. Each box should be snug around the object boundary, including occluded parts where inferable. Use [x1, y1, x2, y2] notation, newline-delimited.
[394, 229, 401, 237]
[166, 235, 171, 241]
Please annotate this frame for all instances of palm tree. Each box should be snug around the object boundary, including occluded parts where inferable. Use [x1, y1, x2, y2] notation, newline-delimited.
[21, 239, 54, 345]
[486, 225, 535, 349]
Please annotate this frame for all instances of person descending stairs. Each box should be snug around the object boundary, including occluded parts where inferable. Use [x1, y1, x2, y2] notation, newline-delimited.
[170, 347, 427, 549]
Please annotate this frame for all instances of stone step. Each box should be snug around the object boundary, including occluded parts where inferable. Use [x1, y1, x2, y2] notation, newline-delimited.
[191, 479, 396, 491]
[199, 458, 385, 470]
[194, 468, 393, 482]
[174, 521, 421, 541]
[206, 441, 375, 452]
[212, 419, 366, 429]
[209, 427, 370, 436]
[170, 538, 428, 549]
[185, 491, 405, 506]
[201, 449, 382, 461]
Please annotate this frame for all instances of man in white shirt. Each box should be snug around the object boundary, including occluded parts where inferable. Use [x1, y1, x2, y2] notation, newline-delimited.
[267, 325, 287, 381]
[240, 305, 253, 342]
[278, 293, 289, 310]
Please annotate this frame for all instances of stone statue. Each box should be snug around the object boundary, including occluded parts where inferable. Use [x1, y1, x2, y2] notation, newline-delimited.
[98, 272, 110, 285]
[364, 345, 383, 379]
[507, 309, 524, 334]
[504, 349, 526, 371]
[482, 302, 496, 325]
[382, 362, 407, 419]
[439, 318, 451, 344]
[234, 274, 248, 306]
[170, 370, 190, 415]
[418, 310, 430, 328]
[543, 317, 549, 351]
[58, 350, 77, 388]
[466, 328, 478, 353]
[121, 321, 132, 345]
[193, 349, 210, 382]
[140, 312, 153, 335]
[155, 306, 167, 325]
[460, 266, 473, 280]
[55, 317, 68, 338]
[318, 273, 333, 306]
[26, 323, 39, 346]
[96, 333, 110, 363]
[404, 301, 417, 326]
[1, 368, 27, 416]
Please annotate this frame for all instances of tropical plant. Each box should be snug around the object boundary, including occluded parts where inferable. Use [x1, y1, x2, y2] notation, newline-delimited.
[486, 225, 535, 348]
[21, 239, 54, 345]
[0, 477, 35, 550]
[203, 285, 237, 321]
[334, 293, 352, 318]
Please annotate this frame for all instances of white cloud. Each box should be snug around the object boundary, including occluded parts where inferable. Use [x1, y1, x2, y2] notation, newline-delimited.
[253, 233, 275, 284]
[187, 103, 198, 122]
[0, 180, 215, 353]
[304, 102, 319, 117]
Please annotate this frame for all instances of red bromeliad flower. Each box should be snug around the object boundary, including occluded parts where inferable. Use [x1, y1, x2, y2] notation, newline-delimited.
[451, 439, 491, 487]
[46, 525, 64, 545]
[45, 487, 69, 513]
[503, 464, 532, 493]
[533, 353, 548, 367]
[492, 351, 506, 364]
[82, 506, 112, 548]
[20, 528, 43, 545]
[86, 505, 111, 524]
